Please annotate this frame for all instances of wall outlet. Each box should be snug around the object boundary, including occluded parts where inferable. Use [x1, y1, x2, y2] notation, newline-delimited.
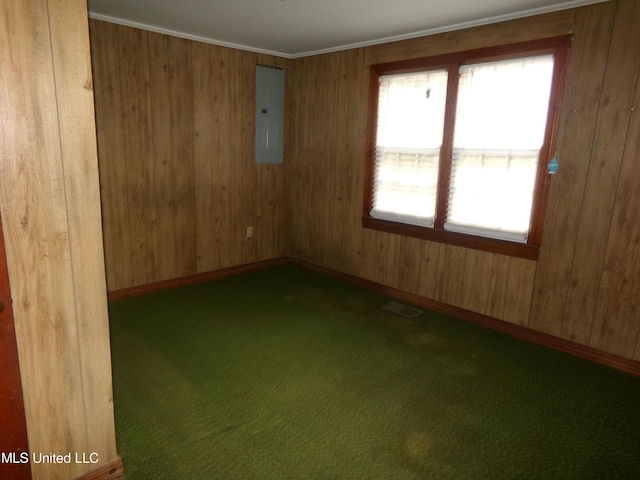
[246, 226, 254, 238]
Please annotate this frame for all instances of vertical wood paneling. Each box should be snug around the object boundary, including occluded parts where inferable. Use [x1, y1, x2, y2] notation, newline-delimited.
[1, 4, 87, 477]
[434, 244, 467, 307]
[529, 1, 616, 340]
[287, 0, 640, 362]
[288, 54, 330, 265]
[591, 68, 640, 357]
[90, 21, 133, 291]
[210, 45, 233, 269]
[227, 48, 253, 265]
[286, 9, 581, 338]
[148, 32, 177, 281]
[459, 249, 486, 313]
[90, 21, 290, 289]
[168, 37, 197, 277]
[483, 254, 511, 319]
[396, 236, 424, 294]
[46, 0, 117, 469]
[287, 47, 371, 275]
[287, 55, 317, 262]
[91, 0, 640, 362]
[367, 10, 575, 65]
[416, 241, 441, 300]
[286, 10, 580, 332]
[225, 48, 244, 268]
[376, 232, 401, 287]
[340, 48, 369, 276]
[503, 258, 536, 326]
[117, 27, 159, 286]
[589, 1, 640, 357]
[561, 0, 639, 345]
[1, 1, 117, 478]
[192, 42, 215, 272]
[239, 51, 259, 264]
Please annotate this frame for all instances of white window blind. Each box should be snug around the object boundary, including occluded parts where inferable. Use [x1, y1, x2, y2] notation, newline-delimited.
[371, 69, 448, 227]
[445, 55, 554, 242]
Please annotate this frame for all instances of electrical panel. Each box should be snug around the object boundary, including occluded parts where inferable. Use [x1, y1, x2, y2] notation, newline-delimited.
[255, 65, 285, 164]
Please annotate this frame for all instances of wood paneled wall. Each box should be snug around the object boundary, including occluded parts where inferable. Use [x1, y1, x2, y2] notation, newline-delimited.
[287, 0, 640, 362]
[90, 1, 640, 363]
[0, 1, 118, 479]
[89, 21, 289, 292]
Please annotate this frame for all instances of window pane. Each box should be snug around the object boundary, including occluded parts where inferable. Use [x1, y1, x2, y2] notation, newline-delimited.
[371, 147, 440, 226]
[446, 149, 539, 242]
[447, 55, 554, 240]
[372, 69, 448, 224]
[454, 56, 554, 149]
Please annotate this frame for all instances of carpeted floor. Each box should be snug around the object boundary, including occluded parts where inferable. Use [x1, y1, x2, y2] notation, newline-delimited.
[108, 265, 640, 479]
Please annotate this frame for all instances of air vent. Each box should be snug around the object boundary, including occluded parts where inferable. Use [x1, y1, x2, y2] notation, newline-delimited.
[382, 301, 423, 318]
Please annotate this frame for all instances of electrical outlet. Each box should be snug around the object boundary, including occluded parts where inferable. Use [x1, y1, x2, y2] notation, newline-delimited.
[246, 226, 254, 238]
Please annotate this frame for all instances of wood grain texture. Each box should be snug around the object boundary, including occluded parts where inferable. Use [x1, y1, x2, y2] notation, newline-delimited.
[192, 41, 216, 272]
[90, 21, 290, 290]
[118, 27, 160, 287]
[366, 9, 575, 65]
[529, 1, 616, 340]
[291, 257, 640, 377]
[589, 0, 640, 358]
[395, 236, 424, 294]
[91, 1, 640, 363]
[168, 37, 198, 278]
[90, 21, 134, 290]
[148, 32, 178, 281]
[561, 0, 640, 348]
[1, 3, 87, 478]
[502, 258, 536, 326]
[47, 0, 118, 468]
[416, 241, 441, 300]
[434, 244, 467, 308]
[1, 1, 117, 478]
[210, 45, 233, 269]
[74, 459, 123, 480]
[287, 10, 576, 326]
[459, 250, 491, 317]
[285, 1, 640, 361]
[287, 48, 370, 276]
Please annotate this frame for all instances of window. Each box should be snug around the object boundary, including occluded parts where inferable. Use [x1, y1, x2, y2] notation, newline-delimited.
[363, 37, 571, 259]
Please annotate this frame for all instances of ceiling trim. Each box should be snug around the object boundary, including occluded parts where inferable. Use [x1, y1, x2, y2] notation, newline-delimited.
[88, 12, 289, 58]
[88, 0, 609, 59]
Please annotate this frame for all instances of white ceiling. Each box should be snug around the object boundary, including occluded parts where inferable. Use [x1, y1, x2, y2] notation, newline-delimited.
[88, 0, 608, 58]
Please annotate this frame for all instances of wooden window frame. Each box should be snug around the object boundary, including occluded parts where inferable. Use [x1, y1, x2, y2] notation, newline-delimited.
[362, 36, 572, 260]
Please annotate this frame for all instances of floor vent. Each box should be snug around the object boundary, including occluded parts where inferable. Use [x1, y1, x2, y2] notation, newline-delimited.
[382, 301, 423, 318]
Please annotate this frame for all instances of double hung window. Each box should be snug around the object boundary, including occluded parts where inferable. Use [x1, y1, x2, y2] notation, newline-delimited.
[363, 37, 571, 259]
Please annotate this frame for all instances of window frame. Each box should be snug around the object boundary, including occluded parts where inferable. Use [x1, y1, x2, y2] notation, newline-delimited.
[362, 36, 572, 260]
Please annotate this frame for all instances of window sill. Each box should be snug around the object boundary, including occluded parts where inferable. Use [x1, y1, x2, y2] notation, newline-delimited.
[362, 216, 539, 260]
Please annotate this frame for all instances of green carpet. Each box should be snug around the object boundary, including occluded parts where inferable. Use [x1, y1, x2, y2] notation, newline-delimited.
[108, 265, 640, 479]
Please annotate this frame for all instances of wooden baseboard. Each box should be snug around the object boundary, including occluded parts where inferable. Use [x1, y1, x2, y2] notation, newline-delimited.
[107, 255, 640, 377]
[74, 458, 124, 480]
[107, 257, 288, 301]
[288, 257, 640, 377]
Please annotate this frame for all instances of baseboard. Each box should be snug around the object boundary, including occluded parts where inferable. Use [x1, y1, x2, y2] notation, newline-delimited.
[74, 458, 124, 480]
[106, 255, 640, 377]
[107, 257, 288, 301]
[288, 257, 640, 378]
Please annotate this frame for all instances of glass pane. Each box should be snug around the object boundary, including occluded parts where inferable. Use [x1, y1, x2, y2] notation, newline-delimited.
[371, 147, 440, 226]
[454, 56, 554, 150]
[447, 55, 554, 239]
[446, 149, 538, 240]
[373, 69, 448, 222]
